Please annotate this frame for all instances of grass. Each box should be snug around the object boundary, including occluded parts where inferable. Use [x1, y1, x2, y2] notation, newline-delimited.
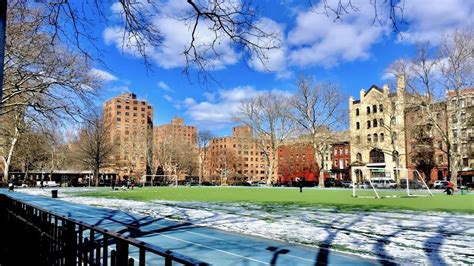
[75, 187, 474, 213]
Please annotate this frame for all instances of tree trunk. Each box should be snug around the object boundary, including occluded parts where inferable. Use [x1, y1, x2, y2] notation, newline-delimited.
[2, 127, 19, 184]
[94, 166, 99, 187]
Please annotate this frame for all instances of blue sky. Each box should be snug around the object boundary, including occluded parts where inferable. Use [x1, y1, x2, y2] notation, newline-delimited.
[87, 0, 473, 137]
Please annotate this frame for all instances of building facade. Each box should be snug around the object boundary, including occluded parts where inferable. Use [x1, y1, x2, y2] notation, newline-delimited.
[349, 76, 409, 182]
[206, 126, 273, 184]
[154, 117, 197, 146]
[277, 139, 318, 185]
[103, 93, 153, 179]
[404, 103, 449, 183]
[447, 88, 474, 184]
[330, 142, 351, 181]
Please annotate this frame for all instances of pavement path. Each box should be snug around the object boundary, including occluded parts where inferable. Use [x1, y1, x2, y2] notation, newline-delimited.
[1, 190, 380, 265]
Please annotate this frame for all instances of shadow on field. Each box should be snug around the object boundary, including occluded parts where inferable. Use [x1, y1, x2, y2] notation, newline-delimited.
[313, 214, 361, 265]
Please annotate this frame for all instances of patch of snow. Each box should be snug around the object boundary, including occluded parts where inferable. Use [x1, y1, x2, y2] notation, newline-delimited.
[18, 188, 474, 264]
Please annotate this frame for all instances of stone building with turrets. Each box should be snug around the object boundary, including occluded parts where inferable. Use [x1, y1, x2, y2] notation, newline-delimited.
[349, 76, 410, 183]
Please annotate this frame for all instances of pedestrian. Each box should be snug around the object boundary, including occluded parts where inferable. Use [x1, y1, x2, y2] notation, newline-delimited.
[8, 178, 14, 192]
[446, 180, 454, 195]
[40, 179, 44, 189]
[131, 179, 135, 190]
[111, 178, 116, 190]
[126, 179, 131, 189]
[299, 177, 304, 193]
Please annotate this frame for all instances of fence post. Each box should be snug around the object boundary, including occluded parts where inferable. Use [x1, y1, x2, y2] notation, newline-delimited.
[116, 239, 129, 266]
[64, 221, 77, 265]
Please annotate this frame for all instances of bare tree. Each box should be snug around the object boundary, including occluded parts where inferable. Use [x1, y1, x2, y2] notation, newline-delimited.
[290, 76, 346, 187]
[0, 2, 99, 183]
[387, 30, 474, 185]
[236, 92, 295, 184]
[77, 110, 115, 186]
[197, 130, 213, 185]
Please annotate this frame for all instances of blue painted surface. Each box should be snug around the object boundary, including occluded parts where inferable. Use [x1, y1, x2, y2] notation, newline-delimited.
[1, 190, 379, 265]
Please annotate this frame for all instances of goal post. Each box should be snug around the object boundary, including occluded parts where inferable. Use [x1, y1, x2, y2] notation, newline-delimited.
[394, 168, 433, 197]
[351, 166, 433, 198]
[141, 175, 178, 187]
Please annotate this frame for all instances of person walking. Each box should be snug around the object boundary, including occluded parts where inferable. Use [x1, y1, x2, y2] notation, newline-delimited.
[111, 178, 116, 190]
[299, 177, 304, 193]
[446, 180, 455, 195]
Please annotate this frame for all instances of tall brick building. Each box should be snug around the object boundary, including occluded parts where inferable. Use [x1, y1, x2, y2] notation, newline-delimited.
[154, 117, 197, 145]
[206, 126, 272, 183]
[103, 93, 153, 179]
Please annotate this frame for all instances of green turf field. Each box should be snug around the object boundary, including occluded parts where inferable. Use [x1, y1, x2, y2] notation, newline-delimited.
[76, 187, 474, 213]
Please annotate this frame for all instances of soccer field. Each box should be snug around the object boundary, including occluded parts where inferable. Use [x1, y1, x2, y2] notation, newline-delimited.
[76, 187, 474, 213]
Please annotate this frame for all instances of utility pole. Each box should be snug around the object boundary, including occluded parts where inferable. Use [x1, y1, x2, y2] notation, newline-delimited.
[0, 1, 7, 112]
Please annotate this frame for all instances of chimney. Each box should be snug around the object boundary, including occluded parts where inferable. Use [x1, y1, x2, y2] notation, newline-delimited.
[397, 74, 405, 92]
[360, 89, 365, 101]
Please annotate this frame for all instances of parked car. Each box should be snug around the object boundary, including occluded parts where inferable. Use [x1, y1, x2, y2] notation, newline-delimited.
[371, 178, 397, 189]
[350, 181, 371, 189]
[36, 181, 59, 187]
[341, 181, 352, 188]
[433, 180, 448, 189]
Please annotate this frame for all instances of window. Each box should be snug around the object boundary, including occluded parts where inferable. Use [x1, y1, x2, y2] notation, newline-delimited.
[356, 108, 360, 116]
[452, 130, 458, 138]
[367, 134, 372, 143]
[125, 106, 130, 110]
[373, 105, 377, 113]
[374, 133, 378, 142]
[356, 153, 362, 161]
[367, 120, 371, 129]
[380, 119, 384, 127]
[373, 119, 378, 127]
[379, 104, 383, 112]
[391, 117, 396, 125]
[117, 118, 121, 121]
[438, 155, 443, 164]
[392, 132, 398, 141]
[367, 106, 371, 114]
[117, 105, 122, 109]
[356, 122, 360, 130]
[370, 149, 385, 163]
[133, 106, 138, 111]
[453, 144, 458, 152]
[438, 141, 442, 149]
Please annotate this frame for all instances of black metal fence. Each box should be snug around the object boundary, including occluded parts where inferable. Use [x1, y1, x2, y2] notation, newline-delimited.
[0, 194, 209, 266]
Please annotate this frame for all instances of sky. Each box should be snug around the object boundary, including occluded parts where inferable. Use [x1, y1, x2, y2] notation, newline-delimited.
[86, 0, 473, 137]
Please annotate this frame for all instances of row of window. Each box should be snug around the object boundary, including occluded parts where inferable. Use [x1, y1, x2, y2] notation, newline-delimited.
[355, 104, 384, 116]
[334, 148, 349, 155]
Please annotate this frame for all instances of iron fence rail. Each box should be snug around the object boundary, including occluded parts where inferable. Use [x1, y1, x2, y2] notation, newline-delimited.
[0, 194, 209, 266]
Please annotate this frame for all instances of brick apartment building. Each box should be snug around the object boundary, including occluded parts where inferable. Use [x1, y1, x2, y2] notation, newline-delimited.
[103, 93, 153, 179]
[404, 103, 449, 182]
[277, 139, 318, 185]
[447, 88, 474, 184]
[154, 117, 197, 146]
[206, 126, 273, 183]
[330, 141, 351, 181]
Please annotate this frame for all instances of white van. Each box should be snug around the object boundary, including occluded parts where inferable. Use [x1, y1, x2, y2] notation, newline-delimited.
[36, 181, 59, 187]
[370, 178, 397, 189]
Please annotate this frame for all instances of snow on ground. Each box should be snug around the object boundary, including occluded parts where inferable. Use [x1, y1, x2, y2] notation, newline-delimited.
[19, 188, 474, 264]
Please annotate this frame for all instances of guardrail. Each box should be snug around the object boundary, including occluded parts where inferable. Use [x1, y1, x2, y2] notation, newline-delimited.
[0, 194, 209, 266]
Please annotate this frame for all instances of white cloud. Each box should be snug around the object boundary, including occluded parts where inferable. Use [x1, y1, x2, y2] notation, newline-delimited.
[163, 94, 173, 102]
[247, 18, 291, 78]
[398, 0, 474, 44]
[180, 86, 292, 130]
[90, 68, 118, 82]
[287, 2, 390, 68]
[158, 81, 174, 92]
[103, 1, 240, 71]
